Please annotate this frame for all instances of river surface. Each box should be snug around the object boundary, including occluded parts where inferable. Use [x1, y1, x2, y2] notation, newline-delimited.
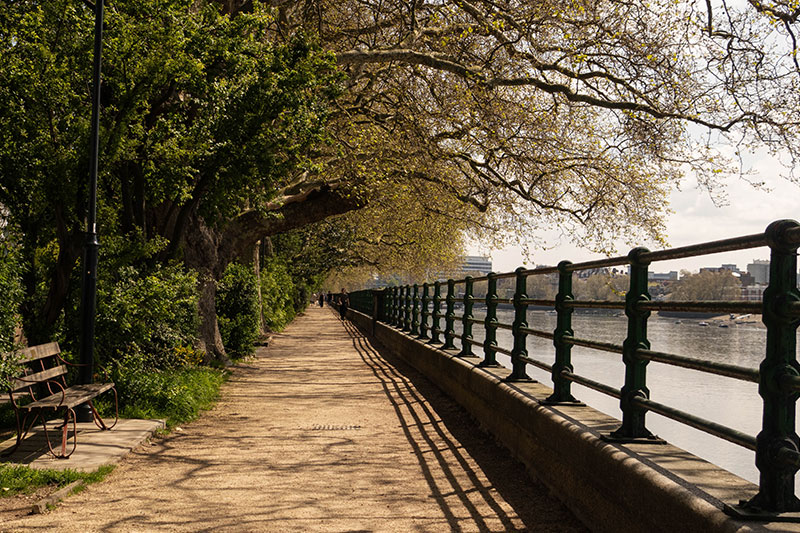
[439, 308, 797, 490]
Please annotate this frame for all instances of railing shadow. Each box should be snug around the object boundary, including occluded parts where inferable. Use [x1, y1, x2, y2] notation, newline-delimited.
[340, 318, 586, 532]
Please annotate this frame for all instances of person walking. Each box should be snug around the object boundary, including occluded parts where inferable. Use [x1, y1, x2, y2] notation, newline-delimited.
[318, 292, 324, 307]
[338, 288, 349, 320]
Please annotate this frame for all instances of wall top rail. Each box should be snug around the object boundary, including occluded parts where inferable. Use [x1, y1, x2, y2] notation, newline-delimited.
[521, 266, 560, 276]
[382, 221, 795, 290]
[639, 232, 768, 263]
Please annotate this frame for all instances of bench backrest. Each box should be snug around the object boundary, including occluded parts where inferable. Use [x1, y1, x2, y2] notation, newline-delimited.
[5, 342, 68, 395]
[17, 342, 61, 363]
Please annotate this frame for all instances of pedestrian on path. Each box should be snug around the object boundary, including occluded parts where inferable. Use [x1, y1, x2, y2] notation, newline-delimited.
[338, 288, 349, 320]
[318, 292, 324, 307]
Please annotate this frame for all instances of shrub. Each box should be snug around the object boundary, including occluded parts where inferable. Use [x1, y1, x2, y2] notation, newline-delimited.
[94, 263, 199, 370]
[216, 262, 260, 358]
[260, 258, 298, 331]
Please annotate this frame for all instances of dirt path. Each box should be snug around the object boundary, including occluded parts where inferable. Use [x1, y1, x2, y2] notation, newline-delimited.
[2, 307, 585, 532]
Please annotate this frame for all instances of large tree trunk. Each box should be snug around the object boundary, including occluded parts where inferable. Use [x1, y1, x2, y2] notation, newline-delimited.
[183, 213, 230, 365]
[196, 272, 228, 364]
[250, 241, 267, 334]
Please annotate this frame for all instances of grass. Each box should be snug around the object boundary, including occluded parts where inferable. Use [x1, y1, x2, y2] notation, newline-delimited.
[93, 364, 228, 429]
[0, 464, 115, 498]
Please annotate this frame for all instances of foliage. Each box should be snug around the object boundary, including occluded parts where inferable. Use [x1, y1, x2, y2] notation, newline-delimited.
[0, 0, 345, 359]
[91, 263, 199, 369]
[573, 274, 629, 301]
[669, 270, 742, 301]
[5, 0, 800, 362]
[0, 232, 23, 351]
[525, 275, 558, 300]
[0, 464, 114, 499]
[259, 0, 800, 258]
[0, 229, 24, 389]
[318, 181, 470, 287]
[108, 358, 225, 427]
[260, 257, 298, 332]
[216, 263, 260, 358]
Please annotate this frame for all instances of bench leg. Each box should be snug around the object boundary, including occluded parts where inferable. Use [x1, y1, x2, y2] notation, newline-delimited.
[42, 409, 77, 459]
[1, 410, 38, 457]
[89, 389, 119, 431]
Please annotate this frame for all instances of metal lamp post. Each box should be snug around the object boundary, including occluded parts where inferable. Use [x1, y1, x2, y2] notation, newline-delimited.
[76, 0, 104, 422]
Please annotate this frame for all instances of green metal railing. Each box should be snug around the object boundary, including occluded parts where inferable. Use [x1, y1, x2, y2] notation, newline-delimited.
[349, 219, 800, 519]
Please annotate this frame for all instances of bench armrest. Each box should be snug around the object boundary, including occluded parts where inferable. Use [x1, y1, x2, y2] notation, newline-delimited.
[56, 354, 112, 382]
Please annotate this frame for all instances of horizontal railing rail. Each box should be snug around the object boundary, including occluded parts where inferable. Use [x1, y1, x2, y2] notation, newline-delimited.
[349, 219, 800, 519]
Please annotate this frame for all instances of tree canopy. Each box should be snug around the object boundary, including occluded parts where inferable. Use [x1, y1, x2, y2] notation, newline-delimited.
[2, 0, 798, 361]
[254, 0, 800, 251]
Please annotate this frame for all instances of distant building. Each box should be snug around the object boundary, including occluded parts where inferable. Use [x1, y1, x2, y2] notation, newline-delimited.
[433, 255, 493, 281]
[738, 272, 756, 287]
[648, 271, 678, 282]
[741, 285, 767, 301]
[747, 260, 770, 285]
[459, 255, 492, 276]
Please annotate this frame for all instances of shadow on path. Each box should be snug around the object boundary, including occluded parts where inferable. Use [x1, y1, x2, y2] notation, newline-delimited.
[340, 317, 585, 532]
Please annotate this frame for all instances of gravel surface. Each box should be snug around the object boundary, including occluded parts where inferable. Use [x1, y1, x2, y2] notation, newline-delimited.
[1, 307, 586, 532]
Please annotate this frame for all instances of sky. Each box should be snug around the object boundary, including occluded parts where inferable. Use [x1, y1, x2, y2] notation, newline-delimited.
[470, 152, 799, 275]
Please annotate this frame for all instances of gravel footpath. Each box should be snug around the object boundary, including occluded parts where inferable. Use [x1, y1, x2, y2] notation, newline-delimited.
[2, 307, 586, 532]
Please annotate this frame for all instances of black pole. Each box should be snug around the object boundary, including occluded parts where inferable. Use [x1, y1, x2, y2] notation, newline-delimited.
[77, 0, 104, 422]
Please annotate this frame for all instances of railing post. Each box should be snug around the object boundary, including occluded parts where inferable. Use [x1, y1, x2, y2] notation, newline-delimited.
[389, 287, 396, 326]
[609, 247, 660, 442]
[391, 286, 397, 327]
[480, 272, 500, 367]
[443, 279, 457, 350]
[403, 285, 412, 331]
[459, 276, 475, 356]
[508, 267, 532, 381]
[545, 261, 579, 403]
[728, 220, 800, 518]
[394, 286, 400, 327]
[397, 286, 402, 328]
[419, 283, 430, 340]
[371, 289, 384, 335]
[431, 281, 442, 344]
[411, 284, 420, 335]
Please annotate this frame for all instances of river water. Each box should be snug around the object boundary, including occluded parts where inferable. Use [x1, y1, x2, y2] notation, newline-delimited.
[441, 307, 796, 490]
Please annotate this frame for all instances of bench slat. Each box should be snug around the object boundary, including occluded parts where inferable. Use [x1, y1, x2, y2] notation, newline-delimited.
[15, 342, 61, 363]
[9, 365, 68, 393]
[23, 382, 115, 410]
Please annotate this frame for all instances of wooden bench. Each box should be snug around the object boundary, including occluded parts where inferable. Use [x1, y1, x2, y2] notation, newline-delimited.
[2, 342, 118, 459]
